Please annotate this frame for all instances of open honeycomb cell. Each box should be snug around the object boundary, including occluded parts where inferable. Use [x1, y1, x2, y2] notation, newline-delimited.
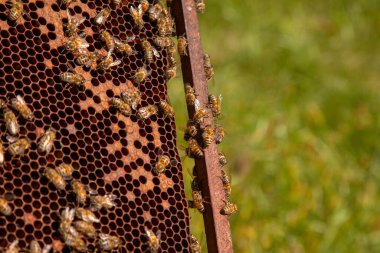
[0, 0, 191, 252]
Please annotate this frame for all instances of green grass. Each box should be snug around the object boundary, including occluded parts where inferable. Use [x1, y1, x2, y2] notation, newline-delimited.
[168, 0, 380, 252]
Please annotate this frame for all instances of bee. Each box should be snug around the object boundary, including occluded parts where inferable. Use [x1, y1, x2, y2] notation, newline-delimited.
[7, 137, 31, 156]
[158, 15, 174, 37]
[90, 194, 117, 211]
[94, 7, 111, 25]
[75, 207, 100, 223]
[148, 3, 163, 21]
[144, 227, 161, 253]
[165, 65, 177, 81]
[189, 190, 205, 213]
[177, 35, 188, 56]
[208, 94, 222, 117]
[190, 234, 202, 253]
[114, 37, 135, 56]
[37, 127, 56, 153]
[30, 241, 51, 253]
[5, 240, 19, 253]
[130, 4, 144, 29]
[6, 0, 28, 22]
[221, 170, 231, 198]
[43, 168, 66, 191]
[59, 207, 75, 236]
[97, 50, 122, 70]
[138, 105, 158, 120]
[194, 0, 206, 13]
[64, 9, 85, 37]
[153, 36, 173, 48]
[4, 108, 19, 136]
[203, 53, 214, 81]
[64, 233, 86, 252]
[73, 221, 96, 238]
[140, 0, 150, 13]
[0, 197, 12, 216]
[186, 138, 203, 158]
[98, 233, 122, 251]
[184, 121, 197, 141]
[185, 84, 197, 106]
[71, 180, 87, 205]
[202, 125, 214, 147]
[99, 30, 115, 51]
[121, 90, 141, 110]
[218, 152, 227, 167]
[0, 142, 4, 165]
[57, 163, 74, 180]
[59, 69, 86, 88]
[214, 125, 224, 144]
[62, 37, 89, 54]
[75, 51, 101, 68]
[57, 0, 76, 8]
[159, 100, 175, 118]
[153, 151, 176, 176]
[109, 98, 132, 116]
[132, 67, 150, 85]
[141, 39, 160, 63]
[10, 95, 34, 121]
[193, 107, 208, 125]
[220, 199, 237, 216]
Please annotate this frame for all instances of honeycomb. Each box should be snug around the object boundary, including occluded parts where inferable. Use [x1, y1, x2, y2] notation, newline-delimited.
[0, 0, 191, 252]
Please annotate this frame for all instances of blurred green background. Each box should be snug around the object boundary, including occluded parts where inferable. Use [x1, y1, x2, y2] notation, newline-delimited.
[169, 0, 380, 252]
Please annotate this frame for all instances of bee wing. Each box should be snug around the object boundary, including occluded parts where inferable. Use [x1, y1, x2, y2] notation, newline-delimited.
[156, 230, 162, 240]
[152, 46, 161, 58]
[66, 9, 72, 20]
[106, 194, 118, 199]
[125, 34, 136, 42]
[194, 98, 201, 111]
[110, 59, 122, 67]
[79, 39, 90, 49]
[138, 4, 143, 15]
[218, 94, 223, 102]
[129, 6, 137, 16]
[16, 95, 26, 105]
[42, 245, 52, 253]
[85, 186, 98, 195]
[6, 135, 18, 143]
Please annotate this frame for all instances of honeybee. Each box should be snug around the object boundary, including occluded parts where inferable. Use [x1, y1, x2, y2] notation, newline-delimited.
[38, 127, 56, 153]
[190, 234, 202, 253]
[97, 51, 122, 70]
[138, 105, 158, 120]
[214, 125, 224, 144]
[159, 100, 175, 118]
[208, 94, 222, 117]
[114, 37, 135, 56]
[75, 51, 101, 68]
[184, 121, 197, 141]
[194, 0, 205, 13]
[157, 14, 174, 37]
[220, 199, 237, 216]
[90, 194, 117, 211]
[59, 207, 75, 236]
[98, 233, 122, 251]
[0, 142, 4, 165]
[60, 70, 86, 88]
[130, 4, 144, 29]
[64, 233, 86, 252]
[202, 125, 214, 147]
[140, 0, 150, 13]
[221, 170, 231, 198]
[189, 190, 205, 213]
[153, 36, 173, 48]
[186, 138, 203, 158]
[185, 84, 197, 106]
[10, 95, 33, 121]
[71, 180, 87, 205]
[44, 168, 66, 191]
[168, 54, 177, 67]
[6, 0, 27, 22]
[0, 197, 11, 216]
[203, 53, 214, 81]
[99, 30, 115, 51]
[62, 37, 89, 54]
[109, 98, 132, 116]
[94, 7, 111, 25]
[141, 39, 160, 63]
[57, 163, 74, 180]
[121, 90, 141, 110]
[7, 137, 31, 156]
[218, 152, 227, 167]
[64, 9, 85, 37]
[73, 221, 96, 238]
[4, 109, 19, 136]
[5, 240, 19, 253]
[75, 207, 100, 223]
[193, 107, 208, 125]
[177, 35, 188, 56]
[30, 241, 51, 253]
[133, 67, 150, 85]
[148, 3, 163, 21]
[165, 65, 177, 80]
[57, 0, 76, 8]
[144, 227, 161, 253]
[153, 151, 176, 176]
